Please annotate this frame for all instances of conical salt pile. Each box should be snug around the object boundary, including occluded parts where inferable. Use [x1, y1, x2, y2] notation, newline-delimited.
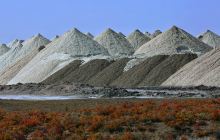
[118, 32, 126, 38]
[86, 32, 94, 39]
[0, 34, 50, 84]
[8, 28, 109, 84]
[0, 42, 23, 71]
[198, 30, 220, 48]
[15, 34, 51, 61]
[134, 26, 212, 58]
[95, 28, 134, 57]
[162, 48, 220, 87]
[127, 29, 151, 50]
[150, 30, 162, 38]
[0, 44, 10, 56]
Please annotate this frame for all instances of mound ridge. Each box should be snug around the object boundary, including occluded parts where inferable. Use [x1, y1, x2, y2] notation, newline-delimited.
[134, 26, 212, 58]
[127, 29, 151, 50]
[95, 28, 134, 57]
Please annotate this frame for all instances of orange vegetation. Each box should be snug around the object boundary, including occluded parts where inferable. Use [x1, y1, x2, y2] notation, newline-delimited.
[0, 99, 220, 139]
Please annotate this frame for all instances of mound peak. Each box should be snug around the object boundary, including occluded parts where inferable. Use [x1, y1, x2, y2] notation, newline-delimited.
[198, 30, 220, 48]
[95, 28, 134, 57]
[134, 26, 212, 58]
[127, 29, 151, 50]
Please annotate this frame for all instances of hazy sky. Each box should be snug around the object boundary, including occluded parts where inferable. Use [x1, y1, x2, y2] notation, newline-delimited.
[0, 0, 219, 43]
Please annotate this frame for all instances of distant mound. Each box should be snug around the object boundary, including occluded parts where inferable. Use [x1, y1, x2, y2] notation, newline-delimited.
[127, 29, 150, 50]
[8, 28, 109, 84]
[162, 48, 220, 87]
[95, 28, 134, 57]
[198, 30, 220, 48]
[0, 34, 50, 84]
[0, 34, 50, 72]
[0, 44, 10, 56]
[134, 26, 212, 58]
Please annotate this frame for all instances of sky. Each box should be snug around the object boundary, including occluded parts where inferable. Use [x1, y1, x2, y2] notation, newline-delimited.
[0, 0, 220, 43]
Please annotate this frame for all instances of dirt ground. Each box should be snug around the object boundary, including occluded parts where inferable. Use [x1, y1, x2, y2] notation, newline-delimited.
[0, 98, 146, 112]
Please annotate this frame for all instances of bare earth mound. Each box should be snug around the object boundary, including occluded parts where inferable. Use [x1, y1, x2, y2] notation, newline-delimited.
[110, 55, 168, 88]
[42, 60, 82, 84]
[162, 48, 220, 87]
[88, 58, 130, 87]
[47, 59, 113, 84]
[138, 54, 197, 87]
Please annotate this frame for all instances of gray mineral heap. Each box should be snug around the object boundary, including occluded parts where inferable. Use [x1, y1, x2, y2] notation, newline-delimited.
[198, 30, 220, 48]
[127, 29, 151, 50]
[134, 26, 212, 58]
[95, 28, 134, 57]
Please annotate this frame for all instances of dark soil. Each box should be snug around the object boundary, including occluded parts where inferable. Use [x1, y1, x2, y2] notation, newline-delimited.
[138, 53, 197, 86]
[110, 55, 169, 88]
[88, 58, 130, 87]
[43, 60, 82, 84]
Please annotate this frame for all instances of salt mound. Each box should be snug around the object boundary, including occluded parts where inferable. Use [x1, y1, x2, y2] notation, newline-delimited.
[134, 26, 212, 58]
[0, 34, 50, 84]
[8, 28, 109, 84]
[150, 30, 162, 38]
[118, 32, 126, 37]
[86, 32, 94, 39]
[0, 42, 23, 71]
[95, 28, 134, 57]
[162, 48, 220, 87]
[127, 29, 151, 50]
[0, 44, 10, 56]
[198, 30, 220, 48]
